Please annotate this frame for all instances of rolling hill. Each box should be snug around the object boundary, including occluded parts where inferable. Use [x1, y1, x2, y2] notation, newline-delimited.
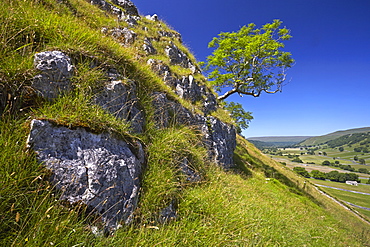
[247, 136, 312, 148]
[299, 127, 370, 146]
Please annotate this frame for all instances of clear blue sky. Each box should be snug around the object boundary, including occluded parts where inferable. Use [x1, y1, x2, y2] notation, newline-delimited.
[134, 0, 370, 137]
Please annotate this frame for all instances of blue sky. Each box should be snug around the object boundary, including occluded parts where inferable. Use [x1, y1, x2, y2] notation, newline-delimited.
[135, 0, 370, 137]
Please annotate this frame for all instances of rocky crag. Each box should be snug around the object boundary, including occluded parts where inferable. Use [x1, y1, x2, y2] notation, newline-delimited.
[22, 0, 236, 232]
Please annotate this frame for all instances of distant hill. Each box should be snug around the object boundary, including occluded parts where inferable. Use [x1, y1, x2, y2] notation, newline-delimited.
[298, 127, 370, 146]
[325, 132, 370, 149]
[247, 136, 312, 148]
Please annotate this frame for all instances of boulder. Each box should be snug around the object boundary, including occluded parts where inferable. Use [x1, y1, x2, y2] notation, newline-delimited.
[27, 119, 146, 231]
[32, 51, 74, 100]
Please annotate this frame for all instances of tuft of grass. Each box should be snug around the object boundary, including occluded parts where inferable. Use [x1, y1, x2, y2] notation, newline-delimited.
[134, 126, 207, 224]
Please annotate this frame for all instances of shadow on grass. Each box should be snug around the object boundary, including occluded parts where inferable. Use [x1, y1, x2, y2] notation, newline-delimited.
[232, 143, 323, 207]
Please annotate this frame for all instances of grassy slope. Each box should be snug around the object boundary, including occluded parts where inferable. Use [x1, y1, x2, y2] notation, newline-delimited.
[1, 0, 369, 246]
[300, 127, 370, 146]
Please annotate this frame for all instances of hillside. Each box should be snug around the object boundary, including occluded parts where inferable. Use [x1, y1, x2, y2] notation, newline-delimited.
[1, 1, 369, 246]
[299, 127, 370, 146]
[248, 136, 312, 148]
[326, 131, 370, 148]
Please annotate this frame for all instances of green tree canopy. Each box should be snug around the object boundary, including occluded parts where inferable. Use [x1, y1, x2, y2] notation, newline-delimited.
[322, 160, 331, 166]
[293, 167, 310, 178]
[310, 170, 326, 180]
[223, 101, 253, 133]
[205, 19, 294, 101]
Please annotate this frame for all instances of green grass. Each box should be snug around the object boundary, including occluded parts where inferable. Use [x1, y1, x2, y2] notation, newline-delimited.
[318, 186, 370, 221]
[319, 187, 370, 209]
[310, 179, 370, 193]
[100, 172, 369, 246]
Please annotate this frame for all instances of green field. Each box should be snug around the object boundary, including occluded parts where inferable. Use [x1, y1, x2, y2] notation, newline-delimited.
[267, 146, 370, 179]
[318, 187, 370, 220]
[311, 179, 370, 194]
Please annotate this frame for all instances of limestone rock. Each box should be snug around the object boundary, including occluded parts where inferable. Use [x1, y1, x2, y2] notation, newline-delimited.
[158, 30, 182, 43]
[176, 75, 203, 103]
[147, 59, 177, 88]
[27, 119, 146, 231]
[103, 27, 137, 46]
[207, 116, 236, 169]
[151, 92, 235, 168]
[111, 0, 139, 16]
[203, 92, 218, 115]
[165, 42, 196, 72]
[151, 92, 170, 128]
[148, 59, 203, 103]
[159, 201, 177, 224]
[145, 14, 158, 22]
[90, 0, 140, 26]
[32, 51, 74, 100]
[94, 80, 144, 133]
[151, 92, 198, 128]
[143, 37, 157, 55]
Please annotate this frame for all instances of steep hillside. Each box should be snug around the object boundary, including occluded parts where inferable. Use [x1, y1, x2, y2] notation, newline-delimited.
[299, 127, 370, 146]
[1, 1, 369, 246]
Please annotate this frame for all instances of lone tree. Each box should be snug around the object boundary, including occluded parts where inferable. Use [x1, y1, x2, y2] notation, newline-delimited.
[205, 19, 294, 101]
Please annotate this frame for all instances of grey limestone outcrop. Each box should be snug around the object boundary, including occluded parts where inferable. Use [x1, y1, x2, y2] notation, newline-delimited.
[151, 92, 236, 169]
[143, 37, 157, 55]
[207, 117, 237, 169]
[147, 59, 201, 102]
[165, 42, 197, 73]
[27, 0, 238, 232]
[27, 119, 145, 231]
[102, 27, 137, 46]
[32, 51, 74, 100]
[90, 0, 140, 26]
[94, 79, 144, 133]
